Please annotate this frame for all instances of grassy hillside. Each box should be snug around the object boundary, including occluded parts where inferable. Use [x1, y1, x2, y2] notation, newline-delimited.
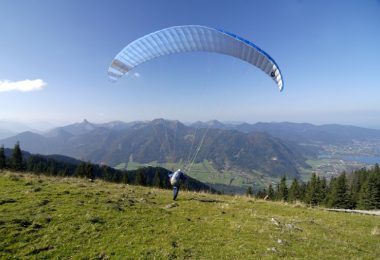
[0, 171, 379, 259]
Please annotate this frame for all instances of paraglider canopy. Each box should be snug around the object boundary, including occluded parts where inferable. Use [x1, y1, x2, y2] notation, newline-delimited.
[108, 25, 284, 91]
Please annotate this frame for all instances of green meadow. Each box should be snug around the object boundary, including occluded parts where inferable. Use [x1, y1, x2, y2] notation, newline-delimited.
[0, 171, 379, 259]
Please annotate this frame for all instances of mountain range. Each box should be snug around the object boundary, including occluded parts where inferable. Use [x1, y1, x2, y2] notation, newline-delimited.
[0, 119, 316, 178]
[189, 120, 380, 145]
[2, 119, 380, 179]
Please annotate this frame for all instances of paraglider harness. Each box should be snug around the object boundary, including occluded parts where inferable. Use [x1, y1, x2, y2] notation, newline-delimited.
[168, 169, 187, 200]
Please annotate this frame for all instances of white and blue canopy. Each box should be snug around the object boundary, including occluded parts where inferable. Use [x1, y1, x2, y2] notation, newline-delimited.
[108, 25, 284, 91]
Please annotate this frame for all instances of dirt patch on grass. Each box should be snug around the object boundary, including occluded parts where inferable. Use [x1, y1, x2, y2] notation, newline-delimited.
[189, 198, 224, 203]
[326, 209, 380, 216]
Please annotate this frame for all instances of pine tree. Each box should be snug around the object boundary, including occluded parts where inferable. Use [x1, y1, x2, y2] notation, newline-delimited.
[34, 161, 43, 174]
[85, 162, 94, 179]
[102, 166, 111, 181]
[374, 164, 380, 175]
[374, 164, 380, 209]
[256, 188, 267, 199]
[305, 173, 318, 205]
[75, 162, 87, 177]
[277, 176, 288, 201]
[326, 176, 336, 204]
[112, 171, 122, 183]
[58, 168, 68, 177]
[48, 162, 57, 176]
[12, 142, 23, 171]
[153, 170, 161, 188]
[246, 186, 253, 197]
[288, 178, 300, 202]
[318, 177, 327, 205]
[358, 169, 380, 209]
[122, 171, 129, 184]
[327, 173, 352, 209]
[26, 156, 35, 172]
[0, 145, 6, 170]
[135, 169, 146, 186]
[357, 178, 371, 209]
[268, 184, 275, 200]
[299, 182, 307, 201]
[350, 170, 362, 207]
[161, 173, 168, 189]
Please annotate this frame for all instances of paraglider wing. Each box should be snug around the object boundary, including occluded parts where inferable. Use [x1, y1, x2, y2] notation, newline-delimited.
[108, 25, 284, 91]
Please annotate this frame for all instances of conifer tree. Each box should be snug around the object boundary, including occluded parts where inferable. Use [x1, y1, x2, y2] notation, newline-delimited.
[327, 172, 352, 209]
[246, 186, 253, 197]
[102, 166, 112, 181]
[26, 157, 34, 172]
[357, 178, 371, 209]
[12, 142, 23, 171]
[358, 170, 380, 209]
[85, 162, 94, 179]
[350, 170, 362, 207]
[374, 164, 380, 175]
[135, 169, 146, 185]
[288, 178, 300, 202]
[268, 184, 275, 200]
[326, 176, 336, 204]
[256, 188, 267, 199]
[0, 145, 5, 170]
[299, 182, 307, 201]
[58, 168, 68, 177]
[277, 176, 288, 201]
[153, 170, 161, 188]
[48, 162, 57, 176]
[162, 174, 168, 189]
[275, 183, 280, 200]
[112, 171, 122, 183]
[374, 164, 380, 209]
[318, 177, 327, 205]
[305, 173, 318, 205]
[75, 162, 87, 177]
[122, 171, 129, 184]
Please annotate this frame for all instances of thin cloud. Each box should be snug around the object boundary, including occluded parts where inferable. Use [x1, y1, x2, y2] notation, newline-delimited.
[0, 79, 47, 92]
[133, 72, 141, 78]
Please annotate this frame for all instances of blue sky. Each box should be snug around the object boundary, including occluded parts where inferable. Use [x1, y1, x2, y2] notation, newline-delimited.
[1, 0, 379, 128]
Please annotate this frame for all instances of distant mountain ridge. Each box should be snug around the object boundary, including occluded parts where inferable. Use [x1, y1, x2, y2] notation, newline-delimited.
[3, 119, 380, 178]
[0, 119, 312, 178]
[189, 121, 380, 145]
[2, 148, 82, 165]
[47, 119, 135, 136]
[0, 129, 15, 140]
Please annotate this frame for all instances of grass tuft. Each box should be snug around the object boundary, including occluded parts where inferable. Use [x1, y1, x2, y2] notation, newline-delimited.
[87, 215, 105, 224]
[28, 245, 54, 255]
[371, 226, 379, 236]
[32, 187, 42, 192]
[0, 198, 17, 205]
[11, 218, 32, 228]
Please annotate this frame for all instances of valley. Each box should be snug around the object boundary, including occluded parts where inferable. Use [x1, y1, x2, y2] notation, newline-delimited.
[1, 119, 380, 194]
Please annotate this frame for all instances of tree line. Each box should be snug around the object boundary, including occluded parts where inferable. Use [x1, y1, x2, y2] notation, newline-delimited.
[253, 165, 380, 210]
[0, 143, 171, 188]
[0, 142, 215, 193]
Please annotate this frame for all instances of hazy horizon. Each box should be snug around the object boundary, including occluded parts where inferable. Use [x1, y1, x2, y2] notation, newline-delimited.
[1, 117, 380, 134]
